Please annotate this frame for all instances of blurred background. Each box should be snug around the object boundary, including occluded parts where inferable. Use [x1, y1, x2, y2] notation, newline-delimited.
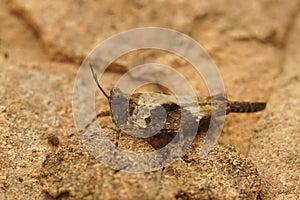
[0, 0, 299, 199]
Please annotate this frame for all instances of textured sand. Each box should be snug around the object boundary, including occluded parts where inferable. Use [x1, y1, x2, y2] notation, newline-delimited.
[0, 0, 299, 199]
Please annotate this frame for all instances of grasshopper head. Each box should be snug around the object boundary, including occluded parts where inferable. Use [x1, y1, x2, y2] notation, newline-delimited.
[110, 87, 131, 127]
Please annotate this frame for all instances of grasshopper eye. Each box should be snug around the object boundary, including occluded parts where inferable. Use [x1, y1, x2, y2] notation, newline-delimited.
[144, 116, 151, 125]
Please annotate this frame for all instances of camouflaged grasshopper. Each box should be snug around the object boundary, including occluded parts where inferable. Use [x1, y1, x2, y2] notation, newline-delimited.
[89, 64, 266, 147]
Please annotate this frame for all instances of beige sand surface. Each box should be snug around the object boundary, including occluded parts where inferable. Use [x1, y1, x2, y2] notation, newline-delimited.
[0, 0, 299, 199]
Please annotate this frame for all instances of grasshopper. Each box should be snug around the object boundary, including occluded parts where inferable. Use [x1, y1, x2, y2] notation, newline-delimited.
[89, 64, 266, 149]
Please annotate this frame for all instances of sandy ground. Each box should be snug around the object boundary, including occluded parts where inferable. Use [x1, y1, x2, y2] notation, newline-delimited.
[0, 0, 299, 199]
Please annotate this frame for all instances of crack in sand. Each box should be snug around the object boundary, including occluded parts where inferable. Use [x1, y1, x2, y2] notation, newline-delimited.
[274, 4, 300, 78]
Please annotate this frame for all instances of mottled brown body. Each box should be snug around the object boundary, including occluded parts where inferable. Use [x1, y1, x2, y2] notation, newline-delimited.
[108, 87, 266, 135]
[89, 64, 267, 148]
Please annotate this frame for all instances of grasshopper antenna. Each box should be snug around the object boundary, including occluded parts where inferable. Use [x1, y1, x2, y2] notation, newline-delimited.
[89, 63, 110, 99]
